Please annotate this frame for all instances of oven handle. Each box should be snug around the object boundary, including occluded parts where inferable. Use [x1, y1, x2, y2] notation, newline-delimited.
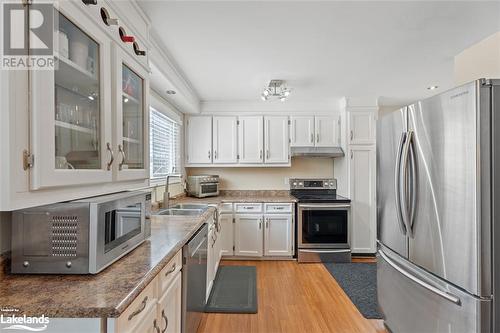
[299, 204, 351, 209]
[300, 249, 351, 253]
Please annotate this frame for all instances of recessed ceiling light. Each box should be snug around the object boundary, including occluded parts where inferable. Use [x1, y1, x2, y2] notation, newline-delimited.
[427, 85, 439, 90]
[166, 90, 176, 95]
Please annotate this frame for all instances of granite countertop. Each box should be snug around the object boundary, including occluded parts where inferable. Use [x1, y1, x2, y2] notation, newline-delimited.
[171, 190, 298, 205]
[0, 208, 214, 318]
[0, 191, 295, 318]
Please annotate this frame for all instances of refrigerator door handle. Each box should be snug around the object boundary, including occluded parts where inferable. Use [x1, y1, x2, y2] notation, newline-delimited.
[394, 131, 407, 235]
[408, 134, 417, 233]
[379, 249, 461, 305]
[401, 130, 414, 238]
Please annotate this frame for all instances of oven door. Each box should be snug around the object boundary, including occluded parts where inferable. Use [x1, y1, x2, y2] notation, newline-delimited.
[92, 193, 146, 273]
[199, 182, 219, 197]
[298, 204, 350, 249]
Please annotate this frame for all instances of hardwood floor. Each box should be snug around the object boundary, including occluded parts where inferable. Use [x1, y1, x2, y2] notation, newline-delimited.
[198, 259, 386, 333]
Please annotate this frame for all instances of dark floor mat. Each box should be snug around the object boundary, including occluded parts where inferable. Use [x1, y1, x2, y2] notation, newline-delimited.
[324, 262, 382, 319]
[205, 265, 258, 314]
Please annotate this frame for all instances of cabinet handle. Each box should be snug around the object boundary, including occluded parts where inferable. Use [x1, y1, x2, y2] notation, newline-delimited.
[161, 309, 169, 333]
[350, 130, 354, 141]
[350, 150, 353, 159]
[266, 150, 270, 159]
[118, 144, 126, 171]
[260, 150, 263, 160]
[208, 150, 211, 159]
[316, 133, 320, 143]
[165, 263, 176, 276]
[128, 296, 148, 321]
[310, 133, 314, 143]
[214, 150, 218, 160]
[153, 319, 161, 333]
[106, 142, 114, 171]
[265, 218, 269, 229]
[259, 219, 262, 229]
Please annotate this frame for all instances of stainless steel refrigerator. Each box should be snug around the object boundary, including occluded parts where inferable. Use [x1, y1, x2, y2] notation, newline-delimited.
[376, 79, 500, 333]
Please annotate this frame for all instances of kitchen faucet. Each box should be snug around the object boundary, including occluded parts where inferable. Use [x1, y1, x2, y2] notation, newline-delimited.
[163, 168, 183, 209]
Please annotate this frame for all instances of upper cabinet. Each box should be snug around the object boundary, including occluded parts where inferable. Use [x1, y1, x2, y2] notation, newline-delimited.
[291, 115, 339, 148]
[1, 0, 152, 210]
[113, 46, 150, 181]
[185, 115, 290, 167]
[290, 116, 314, 147]
[349, 111, 375, 145]
[31, 3, 113, 189]
[186, 116, 212, 164]
[238, 116, 264, 164]
[264, 116, 290, 164]
[213, 116, 238, 164]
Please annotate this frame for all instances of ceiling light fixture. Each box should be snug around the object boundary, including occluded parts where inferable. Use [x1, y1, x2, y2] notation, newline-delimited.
[166, 90, 176, 95]
[261, 80, 291, 102]
[427, 85, 439, 90]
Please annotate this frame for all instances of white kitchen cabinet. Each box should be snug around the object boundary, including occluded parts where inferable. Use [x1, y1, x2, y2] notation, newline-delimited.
[186, 116, 213, 164]
[264, 116, 290, 164]
[349, 146, 376, 254]
[264, 214, 293, 256]
[113, 46, 150, 181]
[30, 2, 114, 189]
[238, 116, 264, 163]
[290, 116, 314, 147]
[234, 214, 263, 257]
[219, 213, 234, 256]
[129, 307, 161, 333]
[213, 116, 238, 164]
[157, 272, 182, 333]
[315, 116, 338, 147]
[349, 111, 375, 145]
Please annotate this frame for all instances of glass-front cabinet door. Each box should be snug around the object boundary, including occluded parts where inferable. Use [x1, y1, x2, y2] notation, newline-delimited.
[114, 46, 149, 181]
[30, 2, 112, 189]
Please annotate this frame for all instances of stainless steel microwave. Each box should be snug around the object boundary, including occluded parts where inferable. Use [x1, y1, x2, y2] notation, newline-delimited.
[11, 191, 149, 274]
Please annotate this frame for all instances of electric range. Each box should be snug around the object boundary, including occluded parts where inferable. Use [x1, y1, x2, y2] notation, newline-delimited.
[290, 178, 352, 263]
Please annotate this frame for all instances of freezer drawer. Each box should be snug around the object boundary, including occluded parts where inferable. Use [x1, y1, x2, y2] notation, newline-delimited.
[378, 247, 491, 333]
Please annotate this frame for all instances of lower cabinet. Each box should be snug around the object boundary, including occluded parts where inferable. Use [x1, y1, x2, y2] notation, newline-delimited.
[157, 272, 182, 333]
[264, 214, 293, 256]
[219, 213, 234, 257]
[234, 214, 263, 257]
[114, 250, 182, 333]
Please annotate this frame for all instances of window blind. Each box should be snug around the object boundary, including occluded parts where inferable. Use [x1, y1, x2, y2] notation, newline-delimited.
[149, 108, 181, 179]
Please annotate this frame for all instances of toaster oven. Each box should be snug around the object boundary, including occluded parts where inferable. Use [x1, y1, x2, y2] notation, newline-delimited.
[11, 191, 149, 274]
[187, 175, 220, 198]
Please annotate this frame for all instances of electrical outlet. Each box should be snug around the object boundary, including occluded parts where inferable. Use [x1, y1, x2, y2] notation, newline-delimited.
[284, 177, 289, 185]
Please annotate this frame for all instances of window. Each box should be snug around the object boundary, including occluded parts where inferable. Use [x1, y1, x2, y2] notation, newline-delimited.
[149, 107, 181, 179]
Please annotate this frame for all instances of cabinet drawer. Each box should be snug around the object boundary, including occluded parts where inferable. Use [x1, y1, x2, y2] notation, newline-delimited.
[219, 203, 233, 213]
[117, 277, 157, 333]
[264, 203, 293, 213]
[159, 250, 182, 296]
[234, 203, 263, 213]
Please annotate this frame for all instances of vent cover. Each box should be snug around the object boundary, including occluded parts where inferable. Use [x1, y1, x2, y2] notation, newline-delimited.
[51, 216, 78, 257]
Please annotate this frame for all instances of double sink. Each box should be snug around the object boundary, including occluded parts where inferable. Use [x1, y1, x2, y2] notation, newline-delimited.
[155, 203, 210, 216]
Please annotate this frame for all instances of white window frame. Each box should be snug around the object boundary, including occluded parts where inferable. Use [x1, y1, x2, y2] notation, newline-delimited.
[149, 91, 183, 186]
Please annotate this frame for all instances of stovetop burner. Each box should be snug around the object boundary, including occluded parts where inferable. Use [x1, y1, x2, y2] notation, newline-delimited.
[289, 178, 350, 203]
[290, 190, 351, 203]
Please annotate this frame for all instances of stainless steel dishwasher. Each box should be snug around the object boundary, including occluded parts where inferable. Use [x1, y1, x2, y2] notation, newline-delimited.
[182, 223, 208, 333]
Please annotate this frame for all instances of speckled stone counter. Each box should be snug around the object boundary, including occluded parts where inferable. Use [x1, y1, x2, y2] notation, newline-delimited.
[0, 208, 214, 318]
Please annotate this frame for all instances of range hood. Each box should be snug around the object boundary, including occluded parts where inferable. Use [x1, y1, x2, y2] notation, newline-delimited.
[290, 146, 345, 158]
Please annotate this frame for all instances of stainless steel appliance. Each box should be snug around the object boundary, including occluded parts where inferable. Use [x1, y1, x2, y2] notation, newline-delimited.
[11, 191, 148, 274]
[290, 178, 351, 263]
[182, 224, 208, 333]
[187, 175, 219, 198]
[377, 79, 500, 332]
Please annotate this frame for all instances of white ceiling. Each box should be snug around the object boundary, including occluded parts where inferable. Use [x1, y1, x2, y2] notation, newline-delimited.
[139, 1, 500, 109]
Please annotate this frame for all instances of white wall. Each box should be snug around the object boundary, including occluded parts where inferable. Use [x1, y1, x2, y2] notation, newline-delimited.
[455, 31, 500, 85]
[0, 212, 12, 254]
[187, 157, 334, 190]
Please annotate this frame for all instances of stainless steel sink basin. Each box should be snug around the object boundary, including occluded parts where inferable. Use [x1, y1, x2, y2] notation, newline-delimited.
[170, 203, 209, 210]
[156, 209, 205, 216]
